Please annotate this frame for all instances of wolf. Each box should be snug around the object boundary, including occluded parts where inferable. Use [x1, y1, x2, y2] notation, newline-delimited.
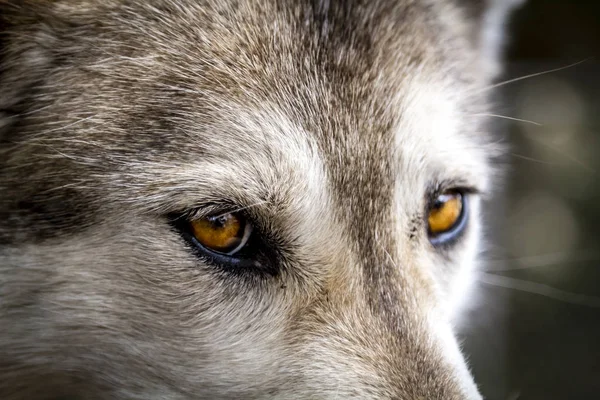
[0, 0, 522, 398]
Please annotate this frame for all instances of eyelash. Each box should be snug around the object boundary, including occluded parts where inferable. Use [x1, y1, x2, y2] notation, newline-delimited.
[428, 184, 479, 202]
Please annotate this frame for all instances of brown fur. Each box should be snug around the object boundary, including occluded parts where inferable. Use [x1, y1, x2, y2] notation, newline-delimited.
[0, 1, 520, 398]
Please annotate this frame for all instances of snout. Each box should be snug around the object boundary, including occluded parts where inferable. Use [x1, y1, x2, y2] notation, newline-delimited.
[288, 299, 482, 400]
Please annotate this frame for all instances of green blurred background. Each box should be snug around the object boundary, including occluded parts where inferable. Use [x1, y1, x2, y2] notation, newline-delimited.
[463, 1, 600, 399]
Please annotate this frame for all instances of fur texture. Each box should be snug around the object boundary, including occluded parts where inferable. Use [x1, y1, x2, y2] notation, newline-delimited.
[0, 1, 520, 398]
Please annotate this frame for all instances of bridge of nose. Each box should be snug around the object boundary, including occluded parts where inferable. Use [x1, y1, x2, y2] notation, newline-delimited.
[296, 215, 476, 399]
[296, 255, 473, 399]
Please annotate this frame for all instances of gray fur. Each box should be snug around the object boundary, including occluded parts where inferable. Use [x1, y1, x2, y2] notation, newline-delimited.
[0, 1, 520, 398]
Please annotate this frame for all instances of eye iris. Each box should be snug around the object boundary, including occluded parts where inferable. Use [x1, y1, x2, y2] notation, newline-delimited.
[428, 193, 462, 235]
[190, 214, 245, 253]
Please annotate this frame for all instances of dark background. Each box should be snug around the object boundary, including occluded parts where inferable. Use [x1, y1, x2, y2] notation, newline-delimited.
[464, 1, 600, 399]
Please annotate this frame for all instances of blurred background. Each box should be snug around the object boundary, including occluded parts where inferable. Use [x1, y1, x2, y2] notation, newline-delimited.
[463, 1, 600, 399]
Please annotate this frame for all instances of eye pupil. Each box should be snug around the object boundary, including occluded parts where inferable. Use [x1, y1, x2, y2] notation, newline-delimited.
[432, 199, 445, 210]
[209, 215, 230, 228]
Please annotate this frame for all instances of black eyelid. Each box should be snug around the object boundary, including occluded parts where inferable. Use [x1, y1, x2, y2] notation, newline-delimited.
[429, 182, 479, 195]
[183, 203, 238, 221]
[426, 182, 478, 207]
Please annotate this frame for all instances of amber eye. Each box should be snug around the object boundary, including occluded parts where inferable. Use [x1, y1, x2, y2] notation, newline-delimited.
[427, 192, 466, 241]
[190, 213, 252, 255]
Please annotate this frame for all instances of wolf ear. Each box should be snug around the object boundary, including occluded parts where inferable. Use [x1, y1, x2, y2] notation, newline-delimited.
[461, 0, 526, 77]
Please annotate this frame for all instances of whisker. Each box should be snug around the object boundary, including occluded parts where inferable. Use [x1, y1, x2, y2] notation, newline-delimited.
[478, 272, 600, 308]
[485, 250, 600, 272]
[469, 58, 592, 95]
[12, 104, 53, 117]
[522, 131, 597, 173]
[509, 153, 559, 165]
[377, 239, 398, 270]
[469, 113, 543, 126]
[506, 391, 521, 400]
[38, 115, 97, 134]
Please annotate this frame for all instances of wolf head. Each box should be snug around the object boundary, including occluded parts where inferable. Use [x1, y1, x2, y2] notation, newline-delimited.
[0, 1, 521, 398]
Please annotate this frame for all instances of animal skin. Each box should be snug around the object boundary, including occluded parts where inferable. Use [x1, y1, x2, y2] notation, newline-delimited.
[0, 1, 522, 399]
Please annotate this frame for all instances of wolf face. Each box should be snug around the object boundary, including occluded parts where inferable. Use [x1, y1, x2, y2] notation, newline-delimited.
[0, 1, 521, 398]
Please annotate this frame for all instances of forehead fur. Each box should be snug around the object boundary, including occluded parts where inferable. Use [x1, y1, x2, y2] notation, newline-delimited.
[0, 0, 493, 238]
